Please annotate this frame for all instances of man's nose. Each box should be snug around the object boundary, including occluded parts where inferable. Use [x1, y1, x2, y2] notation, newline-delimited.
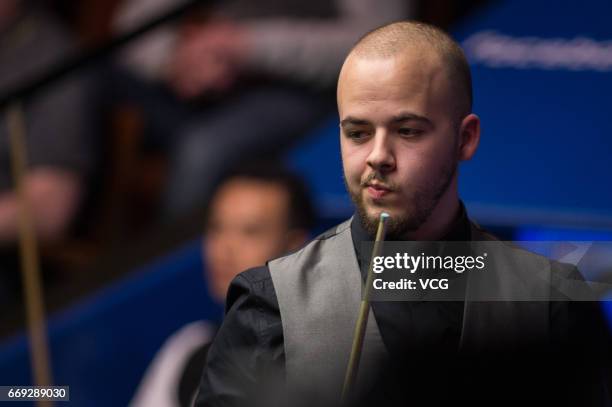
[366, 131, 395, 173]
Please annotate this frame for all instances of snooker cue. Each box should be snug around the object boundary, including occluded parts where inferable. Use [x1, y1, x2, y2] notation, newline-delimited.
[342, 212, 389, 400]
[7, 104, 54, 407]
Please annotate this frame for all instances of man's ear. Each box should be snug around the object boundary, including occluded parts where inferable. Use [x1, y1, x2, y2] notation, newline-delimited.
[458, 113, 480, 161]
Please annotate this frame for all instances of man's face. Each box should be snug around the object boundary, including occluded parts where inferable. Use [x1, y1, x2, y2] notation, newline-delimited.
[203, 179, 291, 302]
[338, 50, 461, 237]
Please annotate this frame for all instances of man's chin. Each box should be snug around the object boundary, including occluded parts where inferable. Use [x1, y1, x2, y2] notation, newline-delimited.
[349, 190, 406, 234]
[357, 204, 400, 237]
[362, 201, 399, 220]
[358, 201, 424, 238]
[360, 205, 400, 228]
[363, 207, 389, 222]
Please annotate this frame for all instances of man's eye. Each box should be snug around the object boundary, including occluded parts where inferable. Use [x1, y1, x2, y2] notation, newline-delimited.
[398, 128, 423, 137]
[346, 131, 369, 140]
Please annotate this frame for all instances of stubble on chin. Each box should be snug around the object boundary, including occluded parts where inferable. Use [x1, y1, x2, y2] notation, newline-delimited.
[345, 163, 457, 240]
[352, 192, 426, 239]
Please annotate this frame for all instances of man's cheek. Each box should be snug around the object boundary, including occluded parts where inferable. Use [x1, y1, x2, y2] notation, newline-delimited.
[343, 166, 360, 188]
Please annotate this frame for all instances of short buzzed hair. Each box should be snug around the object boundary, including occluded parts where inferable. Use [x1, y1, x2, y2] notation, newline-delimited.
[348, 21, 473, 122]
[208, 162, 316, 231]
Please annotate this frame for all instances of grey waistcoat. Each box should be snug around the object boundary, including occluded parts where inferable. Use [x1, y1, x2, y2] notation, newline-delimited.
[269, 217, 554, 398]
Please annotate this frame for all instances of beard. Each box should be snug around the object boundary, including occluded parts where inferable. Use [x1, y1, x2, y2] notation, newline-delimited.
[345, 159, 458, 240]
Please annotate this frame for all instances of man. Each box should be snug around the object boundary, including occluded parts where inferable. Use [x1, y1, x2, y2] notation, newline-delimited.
[196, 22, 610, 407]
[0, 0, 92, 244]
[0, 0, 93, 306]
[130, 163, 314, 407]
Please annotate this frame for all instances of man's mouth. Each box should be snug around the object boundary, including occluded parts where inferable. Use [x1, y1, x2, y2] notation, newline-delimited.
[365, 183, 393, 199]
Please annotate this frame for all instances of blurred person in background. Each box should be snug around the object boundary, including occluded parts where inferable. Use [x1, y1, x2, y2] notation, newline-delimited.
[111, 0, 414, 218]
[129, 162, 315, 407]
[0, 0, 94, 305]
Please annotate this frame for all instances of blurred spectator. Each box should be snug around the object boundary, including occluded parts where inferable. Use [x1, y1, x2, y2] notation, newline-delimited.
[0, 0, 94, 302]
[129, 163, 315, 407]
[111, 0, 414, 218]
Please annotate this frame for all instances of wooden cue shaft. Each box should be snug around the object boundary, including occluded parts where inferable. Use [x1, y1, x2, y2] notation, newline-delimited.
[7, 104, 54, 406]
[342, 212, 389, 400]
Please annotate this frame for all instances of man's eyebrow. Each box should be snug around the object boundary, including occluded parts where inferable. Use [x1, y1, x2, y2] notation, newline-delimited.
[340, 113, 433, 128]
[340, 117, 371, 127]
[390, 112, 433, 126]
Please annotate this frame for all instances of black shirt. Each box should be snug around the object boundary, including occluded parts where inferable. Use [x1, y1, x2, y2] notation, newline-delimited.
[195, 203, 472, 406]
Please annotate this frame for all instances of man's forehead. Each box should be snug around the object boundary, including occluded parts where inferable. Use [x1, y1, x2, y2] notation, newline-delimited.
[339, 49, 443, 88]
[337, 52, 448, 117]
[219, 179, 287, 201]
